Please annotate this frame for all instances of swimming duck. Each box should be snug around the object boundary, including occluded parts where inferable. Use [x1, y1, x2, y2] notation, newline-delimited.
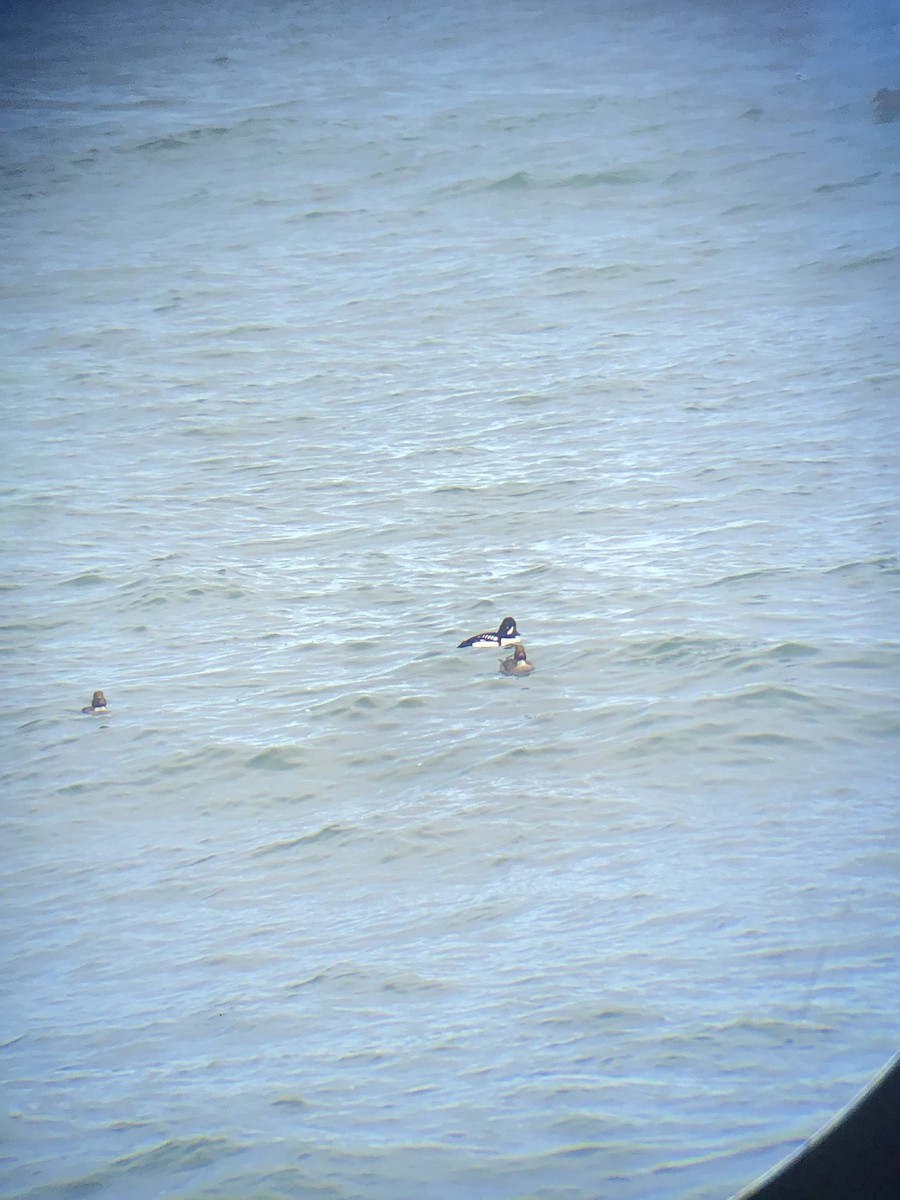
[458, 616, 522, 649]
[499, 645, 534, 676]
[81, 690, 109, 715]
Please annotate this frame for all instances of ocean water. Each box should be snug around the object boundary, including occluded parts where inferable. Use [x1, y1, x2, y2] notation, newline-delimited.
[2, 0, 899, 1197]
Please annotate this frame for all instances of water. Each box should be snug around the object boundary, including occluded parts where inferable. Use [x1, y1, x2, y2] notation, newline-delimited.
[2, 0, 899, 1196]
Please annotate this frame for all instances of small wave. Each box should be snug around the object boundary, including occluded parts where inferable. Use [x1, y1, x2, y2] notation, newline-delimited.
[709, 1016, 835, 1040]
[61, 571, 106, 587]
[814, 172, 881, 194]
[133, 135, 191, 153]
[143, 745, 238, 779]
[552, 168, 649, 188]
[848, 711, 900, 738]
[819, 645, 900, 672]
[253, 823, 351, 855]
[462, 167, 651, 194]
[300, 208, 359, 220]
[749, 641, 820, 662]
[823, 554, 899, 577]
[722, 202, 763, 217]
[703, 566, 791, 587]
[246, 745, 304, 770]
[803, 247, 900, 274]
[283, 971, 329, 991]
[733, 729, 813, 747]
[283, 964, 379, 996]
[271, 1093, 310, 1109]
[725, 683, 825, 711]
[381, 972, 446, 994]
[25, 1136, 245, 1198]
[623, 634, 737, 665]
[133, 126, 231, 154]
[485, 170, 532, 191]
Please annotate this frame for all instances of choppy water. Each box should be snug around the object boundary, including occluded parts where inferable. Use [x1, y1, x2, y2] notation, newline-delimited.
[2, 1, 899, 1197]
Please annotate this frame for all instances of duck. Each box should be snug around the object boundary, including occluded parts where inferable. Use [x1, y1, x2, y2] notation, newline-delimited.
[458, 616, 522, 649]
[499, 645, 534, 676]
[873, 88, 900, 123]
[81, 690, 109, 715]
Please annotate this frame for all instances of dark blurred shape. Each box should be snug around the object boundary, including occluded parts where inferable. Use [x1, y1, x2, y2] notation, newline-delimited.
[873, 88, 900, 122]
[736, 1053, 900, 1200]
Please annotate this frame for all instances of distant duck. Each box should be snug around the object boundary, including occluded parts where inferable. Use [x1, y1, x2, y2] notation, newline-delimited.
[499, 645, 534, 676]
[458, 616, 522, 649]
[81, 690, 109, 715]
[873, 88, 900, 123]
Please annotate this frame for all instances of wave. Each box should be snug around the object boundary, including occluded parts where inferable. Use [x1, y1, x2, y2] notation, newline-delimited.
[246, 745, 305, 770]
[553, 167, 650, 188]
[435, 165, 654, 197]
[13, 1137, 246, 1200]
[485, 170, 532, 191]
[254, 823, 352, 856]
[814, 171, 881, 194]
[799, 246, 900, 274]
[132, 126, 232, 154]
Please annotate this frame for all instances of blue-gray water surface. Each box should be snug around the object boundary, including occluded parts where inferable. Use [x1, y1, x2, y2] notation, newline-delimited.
[2, 1, 899, 1197]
